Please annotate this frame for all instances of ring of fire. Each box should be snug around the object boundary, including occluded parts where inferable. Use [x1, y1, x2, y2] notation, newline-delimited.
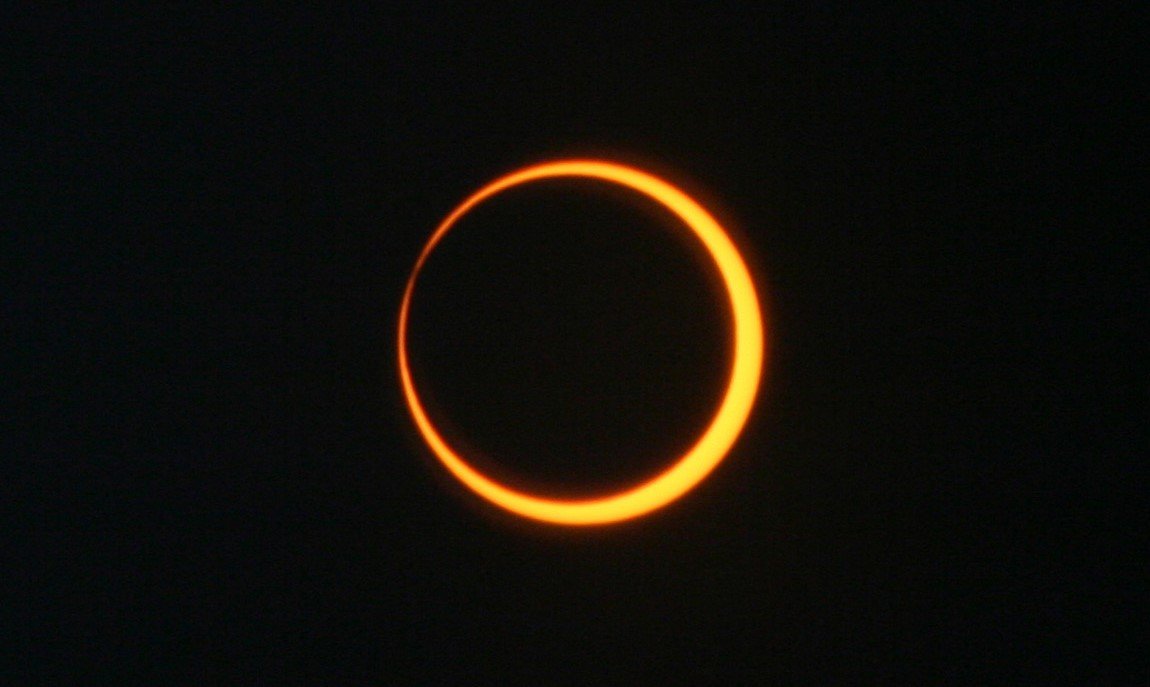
[398, 160, 765, 525]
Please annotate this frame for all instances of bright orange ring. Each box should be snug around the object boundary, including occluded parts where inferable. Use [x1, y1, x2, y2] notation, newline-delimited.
[398, 160, 765, 525]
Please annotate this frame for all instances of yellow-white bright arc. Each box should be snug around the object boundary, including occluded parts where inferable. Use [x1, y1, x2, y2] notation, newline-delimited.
[398, 159, 765, 525]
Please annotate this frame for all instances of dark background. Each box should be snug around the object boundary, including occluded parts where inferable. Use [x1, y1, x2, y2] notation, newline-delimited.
[5, 4, 1140, 683]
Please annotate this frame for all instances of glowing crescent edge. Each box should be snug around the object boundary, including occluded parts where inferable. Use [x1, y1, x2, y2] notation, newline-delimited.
[398, 160, 765, 525]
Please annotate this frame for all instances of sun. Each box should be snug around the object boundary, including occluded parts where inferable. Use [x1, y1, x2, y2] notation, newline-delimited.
[398, 160, 765, 525]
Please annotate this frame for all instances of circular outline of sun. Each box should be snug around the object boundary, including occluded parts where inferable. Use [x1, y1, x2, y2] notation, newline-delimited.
[398, 160, 765, 525]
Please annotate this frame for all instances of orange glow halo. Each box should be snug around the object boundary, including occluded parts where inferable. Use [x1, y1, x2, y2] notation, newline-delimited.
[398, 160, 765, 525]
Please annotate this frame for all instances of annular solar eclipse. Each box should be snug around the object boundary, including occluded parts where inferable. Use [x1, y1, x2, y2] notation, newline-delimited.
[398, 160, 765, 525]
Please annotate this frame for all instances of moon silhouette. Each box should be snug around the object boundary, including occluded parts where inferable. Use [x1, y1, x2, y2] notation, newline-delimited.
[398, 160, 765, 525]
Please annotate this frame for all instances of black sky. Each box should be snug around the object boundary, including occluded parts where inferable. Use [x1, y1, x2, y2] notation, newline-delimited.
[5, 4, 1141, 683]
